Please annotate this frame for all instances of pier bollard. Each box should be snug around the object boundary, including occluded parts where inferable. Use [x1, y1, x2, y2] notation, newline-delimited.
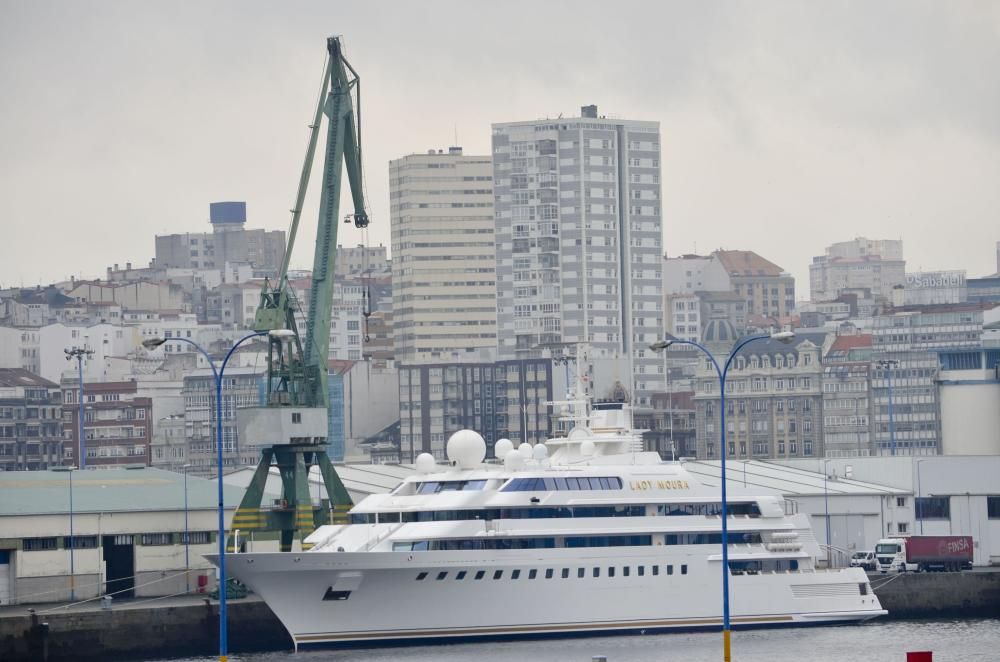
[906, 653, 932, 662]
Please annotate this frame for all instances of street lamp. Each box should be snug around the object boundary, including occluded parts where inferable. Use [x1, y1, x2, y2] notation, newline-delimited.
[52, 465, 77, 601]
[651, 329, 795, 662]
[875, 359, 899, 456]
[143, 329, 287, 662]
[183, 463, 192, 594]
[64, 348, 94, 468]
[823, 458, 833, 568]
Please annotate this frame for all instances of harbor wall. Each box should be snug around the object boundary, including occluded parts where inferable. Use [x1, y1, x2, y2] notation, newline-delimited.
[0, 598, 289, 662]
[872, 571, 1000, 618]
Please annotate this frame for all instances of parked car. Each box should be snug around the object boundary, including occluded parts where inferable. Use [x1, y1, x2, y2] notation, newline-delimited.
[850, 550, 877, 571]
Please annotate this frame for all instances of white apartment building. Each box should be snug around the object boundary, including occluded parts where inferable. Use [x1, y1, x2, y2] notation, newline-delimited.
[37, 322, 135, 384]
[492, 105, 664, 405]
[662, 254, 730, 295]
[127, 312, 224, 355]
[809, 237, 905, 304]
[335, 245, 389, 279]
[390, 147, 496, 363]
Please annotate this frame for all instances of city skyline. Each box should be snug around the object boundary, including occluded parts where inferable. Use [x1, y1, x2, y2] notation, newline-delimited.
[2, 2, 998, 288]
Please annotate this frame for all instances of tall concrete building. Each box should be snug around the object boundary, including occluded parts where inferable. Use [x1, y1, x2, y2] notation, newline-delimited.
[492, 105, 664, 405]
[809, 237, 905, 304]
[153, 202, 286, 277]
[389, 147, 496, 363]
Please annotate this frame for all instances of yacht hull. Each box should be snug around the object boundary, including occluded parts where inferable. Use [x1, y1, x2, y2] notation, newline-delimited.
[213, 549, 886, 650]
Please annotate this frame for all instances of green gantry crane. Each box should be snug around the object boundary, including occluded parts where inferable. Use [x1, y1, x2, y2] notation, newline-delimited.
[231, 36, 367, 552]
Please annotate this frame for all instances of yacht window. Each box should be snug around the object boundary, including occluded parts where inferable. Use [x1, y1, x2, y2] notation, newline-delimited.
[546, 569, 554, 579]
[608, 567, 615, 577]
[493, 570, 503, 580]
[577, 568, 585, 578]
[416, 480, 488, 494]
[416, 572, 428, 581]
[436, 572, 448, 580]
[456, 571, 467, 580]
[511, 569, 521, 580]
[652, 566, 659, 576]
[501, 476, 623, 492]
[666, 565, 673, 575]
[475, 571, 485, 580]
[593, 567, 600, 578]
[638, 566, 645, 576]
[623, 566, 630, 577]
[565, 535, 652, 548]
[529, 569, 538, 579]
[562, 568, 570, 579]
[681, 565, 688, 575]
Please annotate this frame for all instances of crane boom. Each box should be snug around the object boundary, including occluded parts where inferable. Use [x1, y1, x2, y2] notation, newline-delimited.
[232, 37, 367, 552]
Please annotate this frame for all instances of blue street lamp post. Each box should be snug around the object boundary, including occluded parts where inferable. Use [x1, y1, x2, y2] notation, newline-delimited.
[876, 359, 899, 456]
[143, 331, 287, 662]
[652, 330, 795, 662]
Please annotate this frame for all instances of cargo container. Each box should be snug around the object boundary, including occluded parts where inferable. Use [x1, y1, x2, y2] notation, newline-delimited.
[875, 536, 973, 573]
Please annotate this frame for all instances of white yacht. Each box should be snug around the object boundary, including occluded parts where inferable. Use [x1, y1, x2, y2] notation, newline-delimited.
[216, 398, 885, 650]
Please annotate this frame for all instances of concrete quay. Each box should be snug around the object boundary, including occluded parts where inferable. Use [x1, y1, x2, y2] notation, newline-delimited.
[1, 571, 998, 661]
[869, 569, 1000, 618]
[0, 594, 289, 661]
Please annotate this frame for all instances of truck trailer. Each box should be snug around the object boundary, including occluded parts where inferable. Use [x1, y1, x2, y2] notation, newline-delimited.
[875, 535, 973, 573]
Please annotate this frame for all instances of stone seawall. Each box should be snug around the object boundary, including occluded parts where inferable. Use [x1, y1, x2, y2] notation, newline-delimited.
[872, 571, 1000, 618]
[0, 597, 289, 661]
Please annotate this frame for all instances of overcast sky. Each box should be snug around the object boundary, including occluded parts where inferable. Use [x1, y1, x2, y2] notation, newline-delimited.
[2, 1, 998, 291]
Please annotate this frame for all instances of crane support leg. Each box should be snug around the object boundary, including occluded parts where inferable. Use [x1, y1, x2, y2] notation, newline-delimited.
[229, 445, 354, 552]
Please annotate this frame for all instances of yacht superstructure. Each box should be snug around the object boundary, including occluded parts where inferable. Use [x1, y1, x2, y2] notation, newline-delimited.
[215, 401, 885, 649]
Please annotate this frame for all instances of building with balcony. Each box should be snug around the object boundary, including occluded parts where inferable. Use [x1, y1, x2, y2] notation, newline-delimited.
[0, 369, 64, 470]
[61, 380, 152, 467]
[181, 367, 262, 476]
[694, 333, 827, 460]
[822, 332, 874, 457]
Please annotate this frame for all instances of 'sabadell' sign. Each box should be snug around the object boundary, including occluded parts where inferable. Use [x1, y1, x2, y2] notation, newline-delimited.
[905, 271, 966, 289]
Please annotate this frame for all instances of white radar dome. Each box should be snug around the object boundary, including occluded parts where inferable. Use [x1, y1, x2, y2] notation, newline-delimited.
[446, 429, 487, 469]
[494, 438, 514, 459]
[415, 453, 437, 474]
[504, 448, 526, 471]
[532, 443, 549, 461]
[517, 442, 533, 459]
[580, 439, 596, 456]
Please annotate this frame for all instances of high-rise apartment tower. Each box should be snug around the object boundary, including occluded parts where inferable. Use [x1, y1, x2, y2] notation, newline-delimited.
[492, 106, 664, 405]
[389, 148, 496, 363]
